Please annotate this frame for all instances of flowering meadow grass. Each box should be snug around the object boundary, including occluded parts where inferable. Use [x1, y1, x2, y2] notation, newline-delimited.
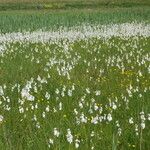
[0, 22, 150, 150]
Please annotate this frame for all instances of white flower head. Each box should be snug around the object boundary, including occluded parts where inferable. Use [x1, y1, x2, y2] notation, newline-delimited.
[86, 88, 90, 94]
[75, 139, 80, 148]
[118, 128, 122, 136]
[129, 117, 134, 124]
[54, 128, 60, 137]
[0, 115, 4, 122]
[42, 112, 46, 118]
[107, 113, 112, 122]
[55, 89, 59, 95]
[141, 122, 145, 129]
[147, 114, 150, 121]
[68, 89, 72, 97]
[91, 116, 98, 124]
[46, 106, 50, 112]
[112, 102, 117, 110]
[95, 90, 101, 96]
[91, 131, 95, 137]
[0, 86, 4, 96]
[45, 92, 50, 100]
[49, 138, 54, 144]
[66, 129, 73, 144]
[48, 138, 54, 148]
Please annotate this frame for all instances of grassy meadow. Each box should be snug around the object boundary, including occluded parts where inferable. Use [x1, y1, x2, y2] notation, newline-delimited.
[0, 8, 150, 33]
[0, 1, 150, 150]
[0, 0, 150, 11]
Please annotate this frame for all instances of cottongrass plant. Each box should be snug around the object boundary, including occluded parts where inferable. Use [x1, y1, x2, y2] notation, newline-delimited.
[0, 22, 150, 149]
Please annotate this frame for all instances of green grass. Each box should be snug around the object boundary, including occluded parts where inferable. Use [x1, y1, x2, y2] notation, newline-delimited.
[0, 0, 149, 11]
[0, 2, 150, 149]
[0, 7, 150, 33]
[0, 35, 150, 150]
[0, 0, 149, 33]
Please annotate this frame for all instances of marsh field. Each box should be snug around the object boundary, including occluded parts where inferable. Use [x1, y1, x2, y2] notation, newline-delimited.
[0, 0, 150, 150]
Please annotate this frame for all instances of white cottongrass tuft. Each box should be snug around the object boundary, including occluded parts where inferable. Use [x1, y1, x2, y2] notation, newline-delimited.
[66, 129, 73, 144]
